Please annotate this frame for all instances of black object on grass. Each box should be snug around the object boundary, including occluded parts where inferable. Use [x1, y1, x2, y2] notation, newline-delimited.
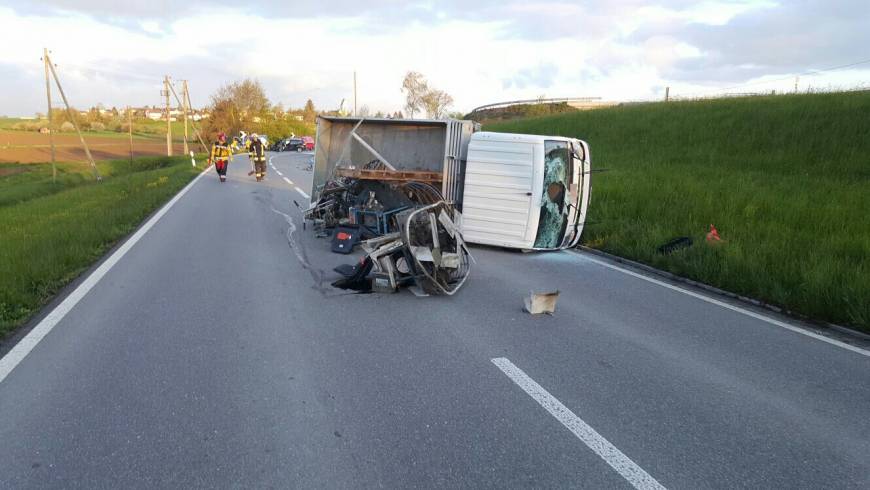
[657, 236, 693, 255]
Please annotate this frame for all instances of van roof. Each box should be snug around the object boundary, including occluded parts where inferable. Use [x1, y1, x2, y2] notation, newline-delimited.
[472, 131, 577, 144]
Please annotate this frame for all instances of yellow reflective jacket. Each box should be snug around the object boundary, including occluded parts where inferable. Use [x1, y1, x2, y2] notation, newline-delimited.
[210, 143, 233, 162]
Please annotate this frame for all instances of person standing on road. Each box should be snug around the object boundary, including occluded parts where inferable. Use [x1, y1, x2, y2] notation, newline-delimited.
[209, 132, 233, 183]
[249, 133, 267, 181]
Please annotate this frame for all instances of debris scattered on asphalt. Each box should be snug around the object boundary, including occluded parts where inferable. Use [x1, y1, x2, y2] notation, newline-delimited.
[329, 200, 472, 295]
[331, 225, 361, 254]
[331, 256, 374, 291]
[524, 290, 560, 314]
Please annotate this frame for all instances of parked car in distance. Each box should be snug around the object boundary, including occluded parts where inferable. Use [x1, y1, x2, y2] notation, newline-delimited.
[301, 136, 315, 151]
[285, 138, 306, 152]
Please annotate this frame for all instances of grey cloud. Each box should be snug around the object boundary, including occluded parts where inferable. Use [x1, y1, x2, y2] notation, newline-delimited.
[630, 0, 870, 84]
[502, 63, 558, 90]
[5, 0, 696, 41]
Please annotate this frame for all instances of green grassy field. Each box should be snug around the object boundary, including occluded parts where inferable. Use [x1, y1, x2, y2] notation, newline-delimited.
[0, 117, 201, 142]
[0, 156, 203, 338]
[486, 91, 870, 332]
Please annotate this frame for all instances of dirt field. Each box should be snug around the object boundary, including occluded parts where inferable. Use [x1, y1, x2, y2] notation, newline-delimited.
[0, 131, 196, 163]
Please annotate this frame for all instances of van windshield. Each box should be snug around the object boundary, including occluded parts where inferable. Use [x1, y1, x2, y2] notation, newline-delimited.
[534, 140, 572, 248]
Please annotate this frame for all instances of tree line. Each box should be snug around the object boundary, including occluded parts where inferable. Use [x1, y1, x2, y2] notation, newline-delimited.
[202, 72, 459, 143]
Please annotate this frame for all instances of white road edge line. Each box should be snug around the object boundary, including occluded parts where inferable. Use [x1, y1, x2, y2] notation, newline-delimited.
[0, 168, 211, 385]
[275, 170, 283, 176]
[571, 251, 870, 358]
[492, 358, 666, 490]
[283, 177, 294, 185]
[294, 187, 310, 199]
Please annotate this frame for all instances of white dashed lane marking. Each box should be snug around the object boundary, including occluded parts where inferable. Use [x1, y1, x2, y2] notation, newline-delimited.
[492, 358, 666, 490]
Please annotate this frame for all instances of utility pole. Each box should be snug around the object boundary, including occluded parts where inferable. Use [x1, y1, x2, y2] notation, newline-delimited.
[163, 75, 172, 156]
[167, 82, 209, 154]
[127, 105, 134, 164]
[45, 52, 101, 180]
[794, 76, 799, 93]
[664, 86, 670, 102]
[353, 70, 357, 117]
[181, 80, 190, 155]
[42, 48, 57, 183]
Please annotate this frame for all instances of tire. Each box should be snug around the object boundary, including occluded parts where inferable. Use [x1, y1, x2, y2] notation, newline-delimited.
[296, 147, 302, 152]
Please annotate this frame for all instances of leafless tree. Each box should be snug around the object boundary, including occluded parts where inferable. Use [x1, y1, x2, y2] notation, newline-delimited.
[401, 71, 428, 118]
[402, 71, 454, 119]
[422, 89, 454, 119]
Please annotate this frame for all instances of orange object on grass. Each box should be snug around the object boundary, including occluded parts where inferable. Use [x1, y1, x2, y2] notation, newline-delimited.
[706, 224, 722, 242]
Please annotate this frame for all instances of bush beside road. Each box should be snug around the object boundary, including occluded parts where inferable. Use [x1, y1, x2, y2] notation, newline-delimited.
[486, 91, 870, 332]
[0, 156, 203, 338]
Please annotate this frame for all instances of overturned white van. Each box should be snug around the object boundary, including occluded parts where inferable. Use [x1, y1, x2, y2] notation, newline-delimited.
[461, 132, 591, 250]
[308, 117, 591, 251]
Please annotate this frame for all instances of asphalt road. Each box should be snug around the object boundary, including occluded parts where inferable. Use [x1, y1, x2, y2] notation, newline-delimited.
[1, 151, 868, 489]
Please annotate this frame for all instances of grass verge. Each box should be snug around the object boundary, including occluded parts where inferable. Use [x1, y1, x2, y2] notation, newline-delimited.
[486, 91, 870, 332]
[0, 156, 203, 338]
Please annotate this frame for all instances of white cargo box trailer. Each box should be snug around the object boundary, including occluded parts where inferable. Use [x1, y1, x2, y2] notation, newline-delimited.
[310, 117, 590, 251]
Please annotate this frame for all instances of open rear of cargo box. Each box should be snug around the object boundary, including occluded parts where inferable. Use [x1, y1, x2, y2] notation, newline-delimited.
[311, 117, 477, 207]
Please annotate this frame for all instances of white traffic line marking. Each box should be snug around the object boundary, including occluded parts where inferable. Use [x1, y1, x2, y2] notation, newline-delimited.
[0, 168, 211, 385]
[294, 187, 310, 199]
[283, 177, 294, 185]
[275, 170, 283, 176]
[492, 358, 666, 490]
[572, 252, 870, 358]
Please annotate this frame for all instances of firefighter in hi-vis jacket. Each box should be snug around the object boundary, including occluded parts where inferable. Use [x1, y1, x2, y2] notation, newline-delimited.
[249, 133, 267, 181]
[209, 132, 233, 182]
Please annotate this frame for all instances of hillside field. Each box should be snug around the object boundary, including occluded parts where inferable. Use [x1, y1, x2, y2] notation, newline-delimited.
[486, 91, 870, 332]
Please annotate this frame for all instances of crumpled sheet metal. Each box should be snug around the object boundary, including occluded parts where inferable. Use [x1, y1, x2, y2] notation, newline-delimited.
[401, 201, 472, 296]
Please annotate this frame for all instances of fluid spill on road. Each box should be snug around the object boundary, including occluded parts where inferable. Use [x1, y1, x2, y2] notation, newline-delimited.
[271, 205, 356, 298]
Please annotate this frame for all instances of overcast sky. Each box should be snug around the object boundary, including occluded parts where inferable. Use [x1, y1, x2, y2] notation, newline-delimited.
[1, 0, 869, 116]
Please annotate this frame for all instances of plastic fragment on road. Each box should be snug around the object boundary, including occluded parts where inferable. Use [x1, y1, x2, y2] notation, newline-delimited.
[524, 290, 560, 315]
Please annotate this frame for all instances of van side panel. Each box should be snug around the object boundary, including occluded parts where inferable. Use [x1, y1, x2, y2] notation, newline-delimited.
[462, 138, 538, 249]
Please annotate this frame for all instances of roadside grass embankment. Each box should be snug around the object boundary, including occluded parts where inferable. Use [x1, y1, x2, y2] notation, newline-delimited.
[0, 155, 204, 338]
[486, 91, 870, 332]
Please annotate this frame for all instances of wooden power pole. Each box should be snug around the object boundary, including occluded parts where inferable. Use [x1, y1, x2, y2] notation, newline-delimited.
[664, 86, 670, 102]
[181, 80, 190, 155]
[127, 105, 134, 164]
[45, 52, 101, 180]
[42, 48, 57, 182]
[164, 76, 172, 156]
[167, 82, 208, 154]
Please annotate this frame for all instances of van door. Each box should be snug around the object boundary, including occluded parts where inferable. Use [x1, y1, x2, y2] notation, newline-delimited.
[461, 136, 538, 249]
